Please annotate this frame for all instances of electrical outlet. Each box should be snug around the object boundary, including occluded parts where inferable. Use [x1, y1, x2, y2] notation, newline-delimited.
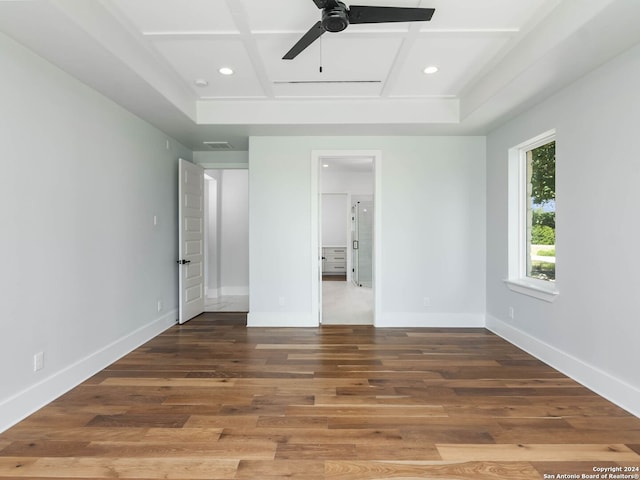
[509, 307, 515, 319]
[157, 299, 163, 313]
[278, 296, 285, 307]
[423, 297, 431, 307]
[34, 352, 44, 372]
[153, 215, 158, 227]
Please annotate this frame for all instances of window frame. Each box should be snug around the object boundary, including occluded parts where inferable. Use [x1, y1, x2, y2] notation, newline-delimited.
[505, 130, 559, 302]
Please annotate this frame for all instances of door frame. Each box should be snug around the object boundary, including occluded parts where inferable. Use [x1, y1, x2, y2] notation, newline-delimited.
[310, 150, 382, 326]
[201, 167, 250, 312]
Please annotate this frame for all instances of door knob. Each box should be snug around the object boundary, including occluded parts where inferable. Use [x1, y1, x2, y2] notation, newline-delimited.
[177, 259, 191, 265]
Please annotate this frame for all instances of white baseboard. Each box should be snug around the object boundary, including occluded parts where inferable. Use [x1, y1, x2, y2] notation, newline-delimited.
[375, 312, 485, 328]
[486, 314, 640, 418]
[247, 312, 318, 327]
[0, 310, 177, 433]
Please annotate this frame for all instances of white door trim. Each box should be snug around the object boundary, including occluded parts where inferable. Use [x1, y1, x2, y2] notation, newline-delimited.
[311, 150, 382, 327]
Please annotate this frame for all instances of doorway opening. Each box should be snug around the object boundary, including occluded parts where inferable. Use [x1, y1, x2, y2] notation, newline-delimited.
[318, 154, 376, 325]
[203, 169, 249, 313]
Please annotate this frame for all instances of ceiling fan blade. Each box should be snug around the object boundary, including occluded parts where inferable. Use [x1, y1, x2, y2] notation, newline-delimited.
[283, 21, 325, 60]
[348, 6, 435, 24]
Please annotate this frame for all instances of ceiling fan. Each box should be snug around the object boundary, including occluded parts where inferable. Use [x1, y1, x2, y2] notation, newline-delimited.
[283, 0, 435, 60]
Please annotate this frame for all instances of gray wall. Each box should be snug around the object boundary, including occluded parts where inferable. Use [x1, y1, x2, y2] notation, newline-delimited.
[248, 136, 486, 327]
[205, 169, 249, 297]
[486, 42, 640, 416]
[220, 170, 249, 295]
[0, 32, 190, 431]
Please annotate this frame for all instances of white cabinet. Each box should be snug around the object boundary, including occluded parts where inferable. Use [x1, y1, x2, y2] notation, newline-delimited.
[322, 247, 347, 274]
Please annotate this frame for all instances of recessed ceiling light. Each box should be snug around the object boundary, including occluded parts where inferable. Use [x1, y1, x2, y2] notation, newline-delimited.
[323, 164, 329, 168]
[194, 78, 209, 87]
[423, 65, 439, 75]
[219, 67, 234, 76]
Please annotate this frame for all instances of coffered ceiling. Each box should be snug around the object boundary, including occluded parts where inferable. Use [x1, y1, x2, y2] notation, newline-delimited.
[0, 0, 639, 151]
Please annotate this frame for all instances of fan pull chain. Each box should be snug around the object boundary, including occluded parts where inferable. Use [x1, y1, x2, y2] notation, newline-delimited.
[319, 37, 323, 73]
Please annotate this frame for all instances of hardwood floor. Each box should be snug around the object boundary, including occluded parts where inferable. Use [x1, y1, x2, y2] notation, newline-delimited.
[1, 313, 639, 479]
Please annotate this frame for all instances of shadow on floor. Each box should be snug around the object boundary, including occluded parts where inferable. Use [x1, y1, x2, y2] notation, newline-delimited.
[193, 311, 247, 325]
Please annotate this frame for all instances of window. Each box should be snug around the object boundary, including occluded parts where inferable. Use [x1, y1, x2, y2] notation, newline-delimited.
[506, 130, 558, 302]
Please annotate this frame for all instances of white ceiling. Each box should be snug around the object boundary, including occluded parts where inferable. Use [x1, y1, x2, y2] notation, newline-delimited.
[1, 0, 639, 152]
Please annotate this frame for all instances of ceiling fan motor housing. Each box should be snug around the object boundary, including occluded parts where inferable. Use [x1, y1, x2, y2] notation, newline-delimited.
[322, 2, 349, 32]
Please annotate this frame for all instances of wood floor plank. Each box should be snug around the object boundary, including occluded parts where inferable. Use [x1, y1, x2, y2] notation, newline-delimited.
[0, 441, 93, 458]
[436, 443, 640, 462]
[100, 378, 237, 387]
[567, 417, 640, 430]
[85, 414, 190, 429]
[84, 440, 276, 459]
[256, 415, 329, 429]
[236, 460, 325, 479]
[0, 456, 239, 479]
[0, 314, 638, 479]
[1, 439, 272, 460]
[400, 425, 497, 444]
[285, 404, 447, 418]
[276, 443, 358, 460]
[142, 427, 223, 442]
[353, 443, 442, 460]
[324, 460, 541, 479]
[223, 427, 405, 445]
[183, 415, 259, 429]
[0, 427, 148, 443]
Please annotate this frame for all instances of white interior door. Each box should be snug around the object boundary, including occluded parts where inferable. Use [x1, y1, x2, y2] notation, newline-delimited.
[178, 158, 205, 324]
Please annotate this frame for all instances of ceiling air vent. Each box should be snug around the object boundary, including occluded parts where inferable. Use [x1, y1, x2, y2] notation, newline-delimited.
[203, 141, 233, 150]
[273, 80, 381, 85]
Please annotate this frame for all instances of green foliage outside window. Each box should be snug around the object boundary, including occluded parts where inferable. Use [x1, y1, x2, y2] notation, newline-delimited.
[528, 140, 556, 281]
[532, 208, 555, 229]
[531, 225, 555, 245]
[530, 141, 555, 205]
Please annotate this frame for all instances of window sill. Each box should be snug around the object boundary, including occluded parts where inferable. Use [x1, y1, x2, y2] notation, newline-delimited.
[504, 278, 559, 303]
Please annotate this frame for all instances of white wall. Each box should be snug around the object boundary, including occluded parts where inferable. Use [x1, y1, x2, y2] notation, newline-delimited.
[205, 173, 221, 296]
[322, 194, 348, 246]
[194, 150, 248, 168]
[205, 169, 249, 297]
[0, 32, 190, 431]
[248, 136, 486, 327]
[220, 170, 249, 295]
[486, 43, 640, 416]
[322, 171, 374, 195]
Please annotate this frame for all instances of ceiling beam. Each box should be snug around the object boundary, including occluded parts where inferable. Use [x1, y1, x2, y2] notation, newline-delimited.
[225, 0, 274, 98]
